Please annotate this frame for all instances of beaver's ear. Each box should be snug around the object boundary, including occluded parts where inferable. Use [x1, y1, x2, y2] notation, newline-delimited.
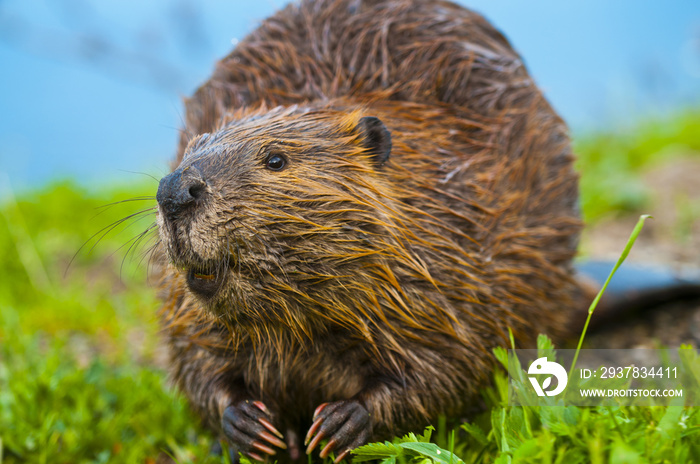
[357, 116, 392, 167]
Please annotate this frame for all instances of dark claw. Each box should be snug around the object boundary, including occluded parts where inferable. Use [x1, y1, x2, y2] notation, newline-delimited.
[253, 400, 270, 414]
[222, 400, 287, 462]
[334, 448, 352, 463]
[251, 441, 276, 455]
[247, 451, 265, 461]
[259, 430, 286, 448]
[305, 411, 324, 445]
[260, 418, 284, 439]
[306, 430, 326, 455]
[320, 438, 338, 458]
[313, 402, 329, 420]
[305, 400, 371, 461]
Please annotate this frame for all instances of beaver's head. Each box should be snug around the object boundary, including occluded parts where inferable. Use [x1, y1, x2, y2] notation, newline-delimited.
[156, 105, 394, 322]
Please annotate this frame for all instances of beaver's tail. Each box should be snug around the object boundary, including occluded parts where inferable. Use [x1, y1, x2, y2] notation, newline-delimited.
[573, 261, 700, 331]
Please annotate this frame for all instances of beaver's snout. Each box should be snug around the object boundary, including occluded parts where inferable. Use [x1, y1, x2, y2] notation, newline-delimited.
[156, 164, 228, 301]
[156, 165, 208, 221]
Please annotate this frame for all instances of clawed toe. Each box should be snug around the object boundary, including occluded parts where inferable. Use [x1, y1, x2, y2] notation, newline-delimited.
[222, 400, 286, 461]
[305, 400, 371, 462]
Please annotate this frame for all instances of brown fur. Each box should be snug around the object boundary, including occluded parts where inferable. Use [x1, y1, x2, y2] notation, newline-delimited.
[155, 0, 582, 458]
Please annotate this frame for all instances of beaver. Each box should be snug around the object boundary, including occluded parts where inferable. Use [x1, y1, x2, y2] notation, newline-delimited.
[154, 0, 583, 461]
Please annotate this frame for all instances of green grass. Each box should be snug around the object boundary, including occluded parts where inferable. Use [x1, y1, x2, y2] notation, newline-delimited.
[352, 340, 700, 464]
[575, 109, 700, 223]
[0, 181, 219, 463]
[1, 110, 700, 463]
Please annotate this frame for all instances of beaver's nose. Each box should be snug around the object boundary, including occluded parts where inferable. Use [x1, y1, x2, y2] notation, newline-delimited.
[156, 166, 208, 219]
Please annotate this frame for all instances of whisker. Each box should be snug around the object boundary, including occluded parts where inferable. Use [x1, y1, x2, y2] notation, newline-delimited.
[95, 197, 157, 211]
[141, 236, 162, 266]
[119, 223, 159, 278]
[136, 233, 160, 271]
[89, 209, 157, 254]
[116, 169, 161, 183]
[143, 238, 164, 286]
[131, 229, 158, 276]
[91, 197, 157, 221]
[66, 208, 157, 277]
[171, 100, 195, 146]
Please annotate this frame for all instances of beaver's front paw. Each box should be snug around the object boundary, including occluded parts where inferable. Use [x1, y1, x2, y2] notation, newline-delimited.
[222, 400, 287, 461]
[305, 400, 371, 463]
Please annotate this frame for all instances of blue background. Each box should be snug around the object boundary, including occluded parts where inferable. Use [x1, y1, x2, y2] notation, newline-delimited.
[1, 0, 699, 193]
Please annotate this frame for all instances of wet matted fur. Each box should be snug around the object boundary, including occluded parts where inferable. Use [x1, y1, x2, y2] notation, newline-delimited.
[154, 0, 582, 461]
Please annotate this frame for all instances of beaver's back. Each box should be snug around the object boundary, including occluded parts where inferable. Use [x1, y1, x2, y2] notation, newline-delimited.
[179, 0, 540, 157]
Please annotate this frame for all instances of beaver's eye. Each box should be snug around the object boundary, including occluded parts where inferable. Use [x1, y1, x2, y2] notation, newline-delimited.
[265, 153, 287, 171]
